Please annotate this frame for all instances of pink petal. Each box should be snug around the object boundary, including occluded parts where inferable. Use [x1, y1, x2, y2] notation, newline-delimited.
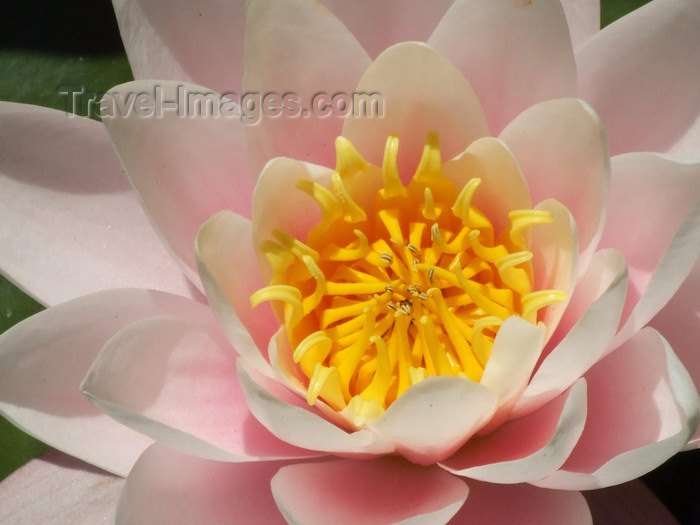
[81, 314, 315, 462]
[598, 153, 700, 348]
[271, 457, 468, 525]
[499, 98, 609, 271]
[367, 377, 498, 465]
[0, 289, 202, 475]
[102, 80, 254, 288]
[322, 0, 454, 58]
[429, 0, 577, 135]
[560, 0, 600, 49]
[452, 481, 592, 524]
[113, 0, 245, 94]
[535, 328, 700, 490]
[441, 380, 587, 484]
[443, 137, 532, 234]
[515, 249, 628, 416]
[651, 261, 700, 449]
[195, 210, 276, 367]
[342, 42, 489, 180]
[0, 450, 123, 524]
[111, 0, 190, 82]
[575, 0, 700, 157]
[237, 360, 394, 456]
[116, 443, 288, 524]
[0, 102, 194, 306]
[243, 0, 371, 176]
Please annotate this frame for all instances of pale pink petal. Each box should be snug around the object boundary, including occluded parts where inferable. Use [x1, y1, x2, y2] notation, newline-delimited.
[584, 480, 681, 525]
[237, 360, 394, 456]
[651, 262, 700, 448]
[113, 0, 245, 94]
[0, 102, 194, 306]
[515, 249, 628, 416]
[443, 137, 531, 234]
[598, 153, 700, 347]
[321, 0, 454, 58]
[480, 317, 546, 417]
[560, 0, 600, 49]
[111, 0, 191, 82]
[367, 377, 497, 465]
[429, 0, 577, 135]
[576, 0, 700, 157]
[452, 481, 592, 525]
[535, 328, 700, 490]
[529, 199, 579, 341]
[0, 289, 204, 475]
[441, 381, 587, 484]
[271, 457, 468, 525]
[500, 98, 609, 271]
[342, 42, 489, 180]
[102, 80, 254, 288]
[244, 0, 371, 176]
[0, 450, 123, 525]
[195, 210, 276, 368]
[81, 314, 315, 462]
[116, 443, 288, 524]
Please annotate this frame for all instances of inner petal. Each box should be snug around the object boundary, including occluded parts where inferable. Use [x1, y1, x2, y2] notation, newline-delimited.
[251, 133, 566, 427]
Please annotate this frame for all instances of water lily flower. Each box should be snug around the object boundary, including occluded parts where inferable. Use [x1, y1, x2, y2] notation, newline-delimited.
[1, 0, 700, 523]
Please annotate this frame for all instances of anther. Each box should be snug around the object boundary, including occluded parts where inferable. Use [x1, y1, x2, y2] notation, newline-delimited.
[380, 252, 394, 264]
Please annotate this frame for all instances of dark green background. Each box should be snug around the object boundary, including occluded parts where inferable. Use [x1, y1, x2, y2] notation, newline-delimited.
[1, 1, 698, 523]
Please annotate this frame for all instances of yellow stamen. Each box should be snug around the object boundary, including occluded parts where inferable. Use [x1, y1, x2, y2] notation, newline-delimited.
[251, 132, 567, 427]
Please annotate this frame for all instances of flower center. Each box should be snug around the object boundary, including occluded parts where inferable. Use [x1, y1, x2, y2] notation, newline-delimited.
[251, 133, 565, 425]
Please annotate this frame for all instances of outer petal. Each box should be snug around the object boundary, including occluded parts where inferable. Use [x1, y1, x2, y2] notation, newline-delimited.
[368, 377, 498, 465]
[111, 0, 190, 82]
[321, 0, 454, 58]
[237, 360, 395, 456]
[515, 249, 628, 416]
[244, 0, 371, 176]
[271, 458, 468, 525]
[651, 261, 700, 448]
[0, 450, 123, 525]
[0, 102, 193, 306]
[576, 0, 700, 157]
[112, 0, 245, 94]
[560, 0, 600, 49]
[81, 314, 315, 462]
[116, 443, 288, 525]
[598, 153, 700, 347]
[452, 480, 592, 525]
[535, 328, 700, 490]
[342, 42, 489, 180]
[102, 80, 254, 288]
[195, 210, 276, 368]
[429, 0, 577, 135]
[0, 289, 203, 476]
[441, 381, 587, 484]
[499, 98, 609, 270]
